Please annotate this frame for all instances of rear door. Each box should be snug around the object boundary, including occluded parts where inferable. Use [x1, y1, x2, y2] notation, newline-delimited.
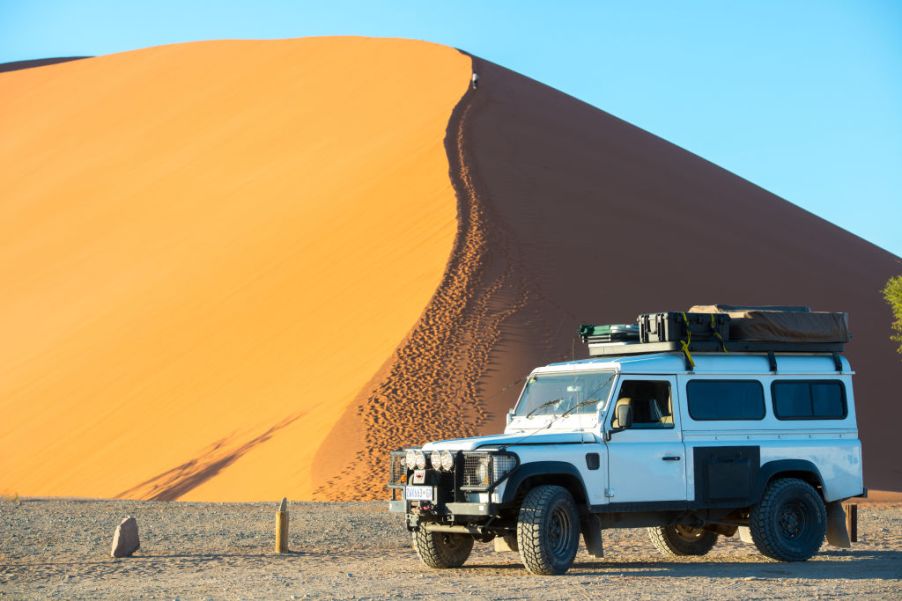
[603, 376, 687, 504]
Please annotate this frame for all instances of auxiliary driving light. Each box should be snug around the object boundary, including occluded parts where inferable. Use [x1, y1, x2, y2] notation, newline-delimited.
[440, 450, 455, 471]
[414, 450, 427, 470]
[405, 450, 417, 470]
[430, 451, 442, 470]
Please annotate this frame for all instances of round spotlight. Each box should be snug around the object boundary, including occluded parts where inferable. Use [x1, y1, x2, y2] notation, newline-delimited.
[440, 450, 455, 471]
[430, 451, 442, 471]
[405, 450, 417, 470]
[415, 451, 427, 470]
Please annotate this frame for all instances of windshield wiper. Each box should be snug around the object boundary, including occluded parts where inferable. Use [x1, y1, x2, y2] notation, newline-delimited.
[558, 398, 600, 419]
[524, 398, 563, 419]
[501, 374, 616, 450]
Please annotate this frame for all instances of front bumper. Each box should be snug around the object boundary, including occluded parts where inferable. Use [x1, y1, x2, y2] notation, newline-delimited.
[388, 499, 495, 517]
[387, 449, 518, 521]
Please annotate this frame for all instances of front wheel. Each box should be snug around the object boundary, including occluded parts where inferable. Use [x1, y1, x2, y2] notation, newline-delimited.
[749, 477, 826, 561]
[648, 525, 718, 556]
[517, 485, 581, 575]
[412, 529, 474, 569]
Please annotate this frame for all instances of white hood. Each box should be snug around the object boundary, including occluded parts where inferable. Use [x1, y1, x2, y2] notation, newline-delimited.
[423, 431, 595, 451]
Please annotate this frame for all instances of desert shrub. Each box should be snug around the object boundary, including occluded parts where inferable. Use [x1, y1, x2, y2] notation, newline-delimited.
[882, 275, 902, 355]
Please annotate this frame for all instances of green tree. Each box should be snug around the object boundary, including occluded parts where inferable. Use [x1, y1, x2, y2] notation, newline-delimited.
[882, 275, 902, 354]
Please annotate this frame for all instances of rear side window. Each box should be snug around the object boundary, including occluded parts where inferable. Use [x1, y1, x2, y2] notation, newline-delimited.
[687, 380, 765, 421]
[772, 380, 847, 420]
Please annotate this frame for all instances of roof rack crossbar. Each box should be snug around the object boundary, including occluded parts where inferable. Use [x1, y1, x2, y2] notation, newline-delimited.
[585, 339, 846, 358]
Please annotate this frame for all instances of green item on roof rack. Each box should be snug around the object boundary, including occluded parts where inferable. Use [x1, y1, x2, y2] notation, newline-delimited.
[579, 323, 640, 342]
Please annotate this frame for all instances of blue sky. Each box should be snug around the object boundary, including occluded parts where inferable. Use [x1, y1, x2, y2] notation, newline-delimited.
[2, 1, 900, 257]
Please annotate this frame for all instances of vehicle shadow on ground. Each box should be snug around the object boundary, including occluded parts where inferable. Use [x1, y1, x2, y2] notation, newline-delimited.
[467, 550, 902, 580]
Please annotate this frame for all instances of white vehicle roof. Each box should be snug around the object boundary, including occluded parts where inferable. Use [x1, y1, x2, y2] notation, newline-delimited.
[533, 352, 852, 376]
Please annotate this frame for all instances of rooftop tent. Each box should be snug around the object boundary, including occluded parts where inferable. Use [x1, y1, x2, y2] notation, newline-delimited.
[689, 305, 850, 344]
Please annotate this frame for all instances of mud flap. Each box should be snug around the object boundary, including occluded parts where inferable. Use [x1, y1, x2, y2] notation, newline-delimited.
[826, 501, 851, 548]
[580, 512, 604, 558]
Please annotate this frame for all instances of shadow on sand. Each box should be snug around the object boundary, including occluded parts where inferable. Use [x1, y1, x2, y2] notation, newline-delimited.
[466, 550, 902, 580]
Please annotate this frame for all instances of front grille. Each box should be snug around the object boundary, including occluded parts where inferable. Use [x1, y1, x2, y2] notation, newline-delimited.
[388, 450, 407, 488]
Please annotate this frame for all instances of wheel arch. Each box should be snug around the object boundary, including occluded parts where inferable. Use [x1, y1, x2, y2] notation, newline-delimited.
[755, 460, 826, 502]
[501, 461, 589, 508]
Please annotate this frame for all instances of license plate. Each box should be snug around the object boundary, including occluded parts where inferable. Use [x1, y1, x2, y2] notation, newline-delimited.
[405, 485, 433, 501]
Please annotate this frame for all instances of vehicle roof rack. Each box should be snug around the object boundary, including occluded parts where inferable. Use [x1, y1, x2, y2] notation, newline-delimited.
[586, 339, 846, 372]
[582, 307, 849, 371]
[586, 339, 846, 356]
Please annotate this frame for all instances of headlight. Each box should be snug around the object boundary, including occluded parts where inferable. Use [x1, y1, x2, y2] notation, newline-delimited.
[415, 451, 427, 470]
[475, 458, 490, 487]
[405, 450, 417, 470]
[430, 451, 442, 470]
[440, 450, 455, 471]
[462, 452, 519, 489]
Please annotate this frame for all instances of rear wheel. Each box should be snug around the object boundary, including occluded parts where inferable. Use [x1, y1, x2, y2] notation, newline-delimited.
[517, 485, 581, 575]
[412, 529, 474, 569]
[648, 525, 718, 556]
[749, 477, 826, 561]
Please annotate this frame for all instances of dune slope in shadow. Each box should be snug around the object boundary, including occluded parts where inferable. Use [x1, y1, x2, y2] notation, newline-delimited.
[459, 56, 900, 490]
[0, 38, 470, 500]
[319, 52, 900, 497]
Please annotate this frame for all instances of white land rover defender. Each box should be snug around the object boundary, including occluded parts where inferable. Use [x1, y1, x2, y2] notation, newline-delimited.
[388, 308, 865, 575]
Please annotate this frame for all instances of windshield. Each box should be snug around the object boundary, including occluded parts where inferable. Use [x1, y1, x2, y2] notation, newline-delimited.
[514, 371, 615, 418]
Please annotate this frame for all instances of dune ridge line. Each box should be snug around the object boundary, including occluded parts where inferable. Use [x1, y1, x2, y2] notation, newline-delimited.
[313, 53, 529, 500]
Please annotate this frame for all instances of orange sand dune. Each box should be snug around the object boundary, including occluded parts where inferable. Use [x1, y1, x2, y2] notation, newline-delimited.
[0, 38, 470, 500]
[5, 37, 898, 502]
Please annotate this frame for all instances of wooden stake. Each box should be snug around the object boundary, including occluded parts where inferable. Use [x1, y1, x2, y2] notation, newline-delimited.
[275, 497, 289, 553]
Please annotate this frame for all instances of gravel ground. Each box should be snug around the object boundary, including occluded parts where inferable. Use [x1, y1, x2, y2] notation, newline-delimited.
[1, 499, 899, 600]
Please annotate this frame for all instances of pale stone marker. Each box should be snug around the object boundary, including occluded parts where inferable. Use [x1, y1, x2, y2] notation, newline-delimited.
[110, 516, 140, 557]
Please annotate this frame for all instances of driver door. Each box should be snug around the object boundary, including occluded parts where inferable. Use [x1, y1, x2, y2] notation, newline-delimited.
[603, 376, 687, 504]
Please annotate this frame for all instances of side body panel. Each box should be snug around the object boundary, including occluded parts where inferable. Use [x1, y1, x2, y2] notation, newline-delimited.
[677, 372, 863, 503]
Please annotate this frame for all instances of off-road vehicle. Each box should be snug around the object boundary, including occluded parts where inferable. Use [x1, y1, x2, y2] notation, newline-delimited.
[388, 307, 865, 575]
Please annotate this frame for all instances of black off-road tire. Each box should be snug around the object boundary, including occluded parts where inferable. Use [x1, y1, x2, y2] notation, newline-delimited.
[648, 525, 718, 556]
[412, 529, 474, 569]
[516, 485, 581, 575]
[749, 477, 826, 561]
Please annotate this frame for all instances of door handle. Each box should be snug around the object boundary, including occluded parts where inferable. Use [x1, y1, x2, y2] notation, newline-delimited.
[662, 456, 681, 461]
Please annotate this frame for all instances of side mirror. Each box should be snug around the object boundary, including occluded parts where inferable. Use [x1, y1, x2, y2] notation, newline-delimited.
[616, 404, 633, 430]
[506, 408, 515, 426]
